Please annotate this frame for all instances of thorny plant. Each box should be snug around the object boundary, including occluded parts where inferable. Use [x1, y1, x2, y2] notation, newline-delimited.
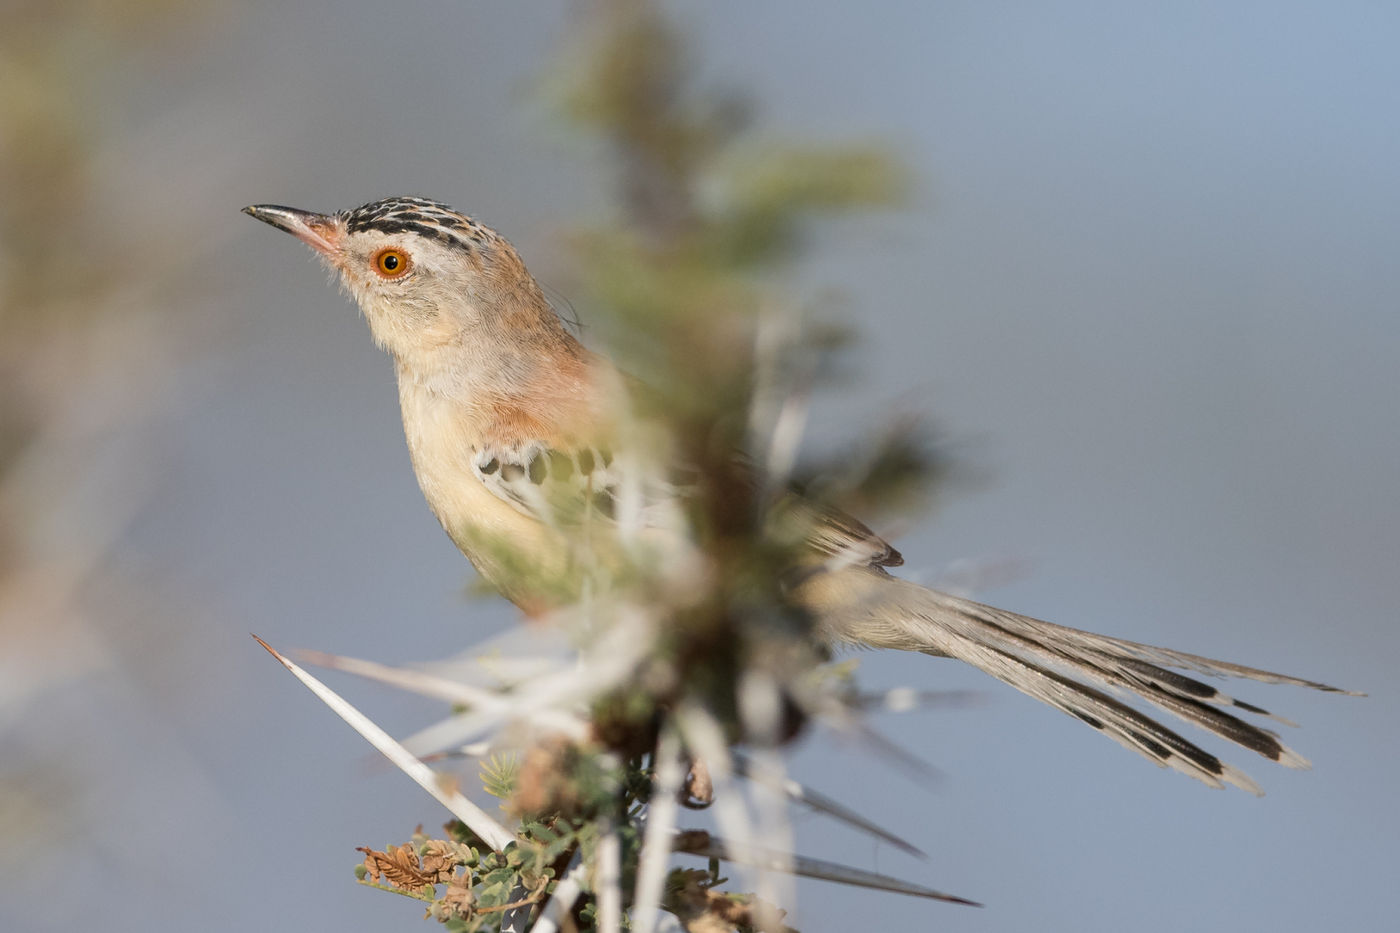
[260, 1, 971, 930]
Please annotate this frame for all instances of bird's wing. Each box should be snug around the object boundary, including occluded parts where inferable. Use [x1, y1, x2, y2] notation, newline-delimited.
[470, 441, 631, 528]
[769, 493, 904, 569]
[469, 440, 902, 568]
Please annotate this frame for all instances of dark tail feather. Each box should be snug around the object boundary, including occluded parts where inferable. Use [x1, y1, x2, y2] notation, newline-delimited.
[825, 573, 1359, 792]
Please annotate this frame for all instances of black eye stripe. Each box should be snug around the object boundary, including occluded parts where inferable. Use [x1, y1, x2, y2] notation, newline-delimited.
[350, 219, 479, 253]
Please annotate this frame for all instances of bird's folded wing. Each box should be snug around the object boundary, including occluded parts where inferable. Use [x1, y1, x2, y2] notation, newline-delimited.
[469, 439, 904, 570]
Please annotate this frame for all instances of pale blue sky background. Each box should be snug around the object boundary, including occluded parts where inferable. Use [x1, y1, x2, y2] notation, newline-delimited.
[7, 2, 1398, 931]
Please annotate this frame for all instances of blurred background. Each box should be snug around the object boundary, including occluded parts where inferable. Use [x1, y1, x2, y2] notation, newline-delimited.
[2, 1, 1396, 930]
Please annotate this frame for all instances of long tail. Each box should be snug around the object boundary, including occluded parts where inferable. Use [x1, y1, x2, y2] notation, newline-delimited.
[807, 571, 1361, 794]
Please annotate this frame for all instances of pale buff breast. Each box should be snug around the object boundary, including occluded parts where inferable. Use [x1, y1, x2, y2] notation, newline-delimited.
[394, 360, 701, 612]
[396, 378, 582, 607]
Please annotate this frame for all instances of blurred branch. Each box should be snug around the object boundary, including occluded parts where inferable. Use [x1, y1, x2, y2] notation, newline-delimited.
[0, 0, 226, 870]
[329, 1, 967, 931]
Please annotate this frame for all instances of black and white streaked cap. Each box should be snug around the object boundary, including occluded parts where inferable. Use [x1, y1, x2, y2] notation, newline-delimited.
[339, 196, 497, 251]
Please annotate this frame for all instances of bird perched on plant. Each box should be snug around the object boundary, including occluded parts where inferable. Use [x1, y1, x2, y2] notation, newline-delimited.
[244, 196, 1358, 794]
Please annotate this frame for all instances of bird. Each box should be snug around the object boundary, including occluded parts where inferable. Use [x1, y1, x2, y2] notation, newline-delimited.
[244, 196, 1358, 794]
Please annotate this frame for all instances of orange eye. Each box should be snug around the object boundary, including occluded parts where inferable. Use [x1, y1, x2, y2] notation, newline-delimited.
[372, 248, 411, 278]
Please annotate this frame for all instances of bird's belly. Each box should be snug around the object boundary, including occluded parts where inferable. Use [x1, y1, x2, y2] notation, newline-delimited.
[398, 386, 577, 607]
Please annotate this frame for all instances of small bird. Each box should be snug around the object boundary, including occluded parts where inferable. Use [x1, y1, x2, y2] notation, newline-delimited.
[245, 196, 1357, 794]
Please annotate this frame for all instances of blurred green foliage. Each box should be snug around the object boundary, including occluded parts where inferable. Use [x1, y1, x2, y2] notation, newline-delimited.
[0, 0, 221, 868]
[357, 2, 945, 931]
[0, 0, 210, 332]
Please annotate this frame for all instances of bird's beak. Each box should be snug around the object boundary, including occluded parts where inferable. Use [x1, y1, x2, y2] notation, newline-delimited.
[242, 204, 341, 256]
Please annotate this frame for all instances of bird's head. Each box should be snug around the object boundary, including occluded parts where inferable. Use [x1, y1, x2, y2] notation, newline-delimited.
[244, 197, 550, 369]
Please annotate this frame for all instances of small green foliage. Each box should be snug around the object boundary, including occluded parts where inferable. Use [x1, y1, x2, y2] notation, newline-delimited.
[356, 821, 557, 931]
[478, 754, 519, 800]
[711, 144, 909, 266]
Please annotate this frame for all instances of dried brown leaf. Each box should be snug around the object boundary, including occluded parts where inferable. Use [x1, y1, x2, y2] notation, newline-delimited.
[441, 875, 475, 918]
[357, 844, 433, 890]
[508, 738, 583, 819]
[668, 867, 794, 933]
[419, 839, 465, 884]
[682, 756, 714, 808]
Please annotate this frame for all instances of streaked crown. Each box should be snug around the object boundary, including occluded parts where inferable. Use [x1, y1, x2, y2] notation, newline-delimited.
[339, 196, 498, 253]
